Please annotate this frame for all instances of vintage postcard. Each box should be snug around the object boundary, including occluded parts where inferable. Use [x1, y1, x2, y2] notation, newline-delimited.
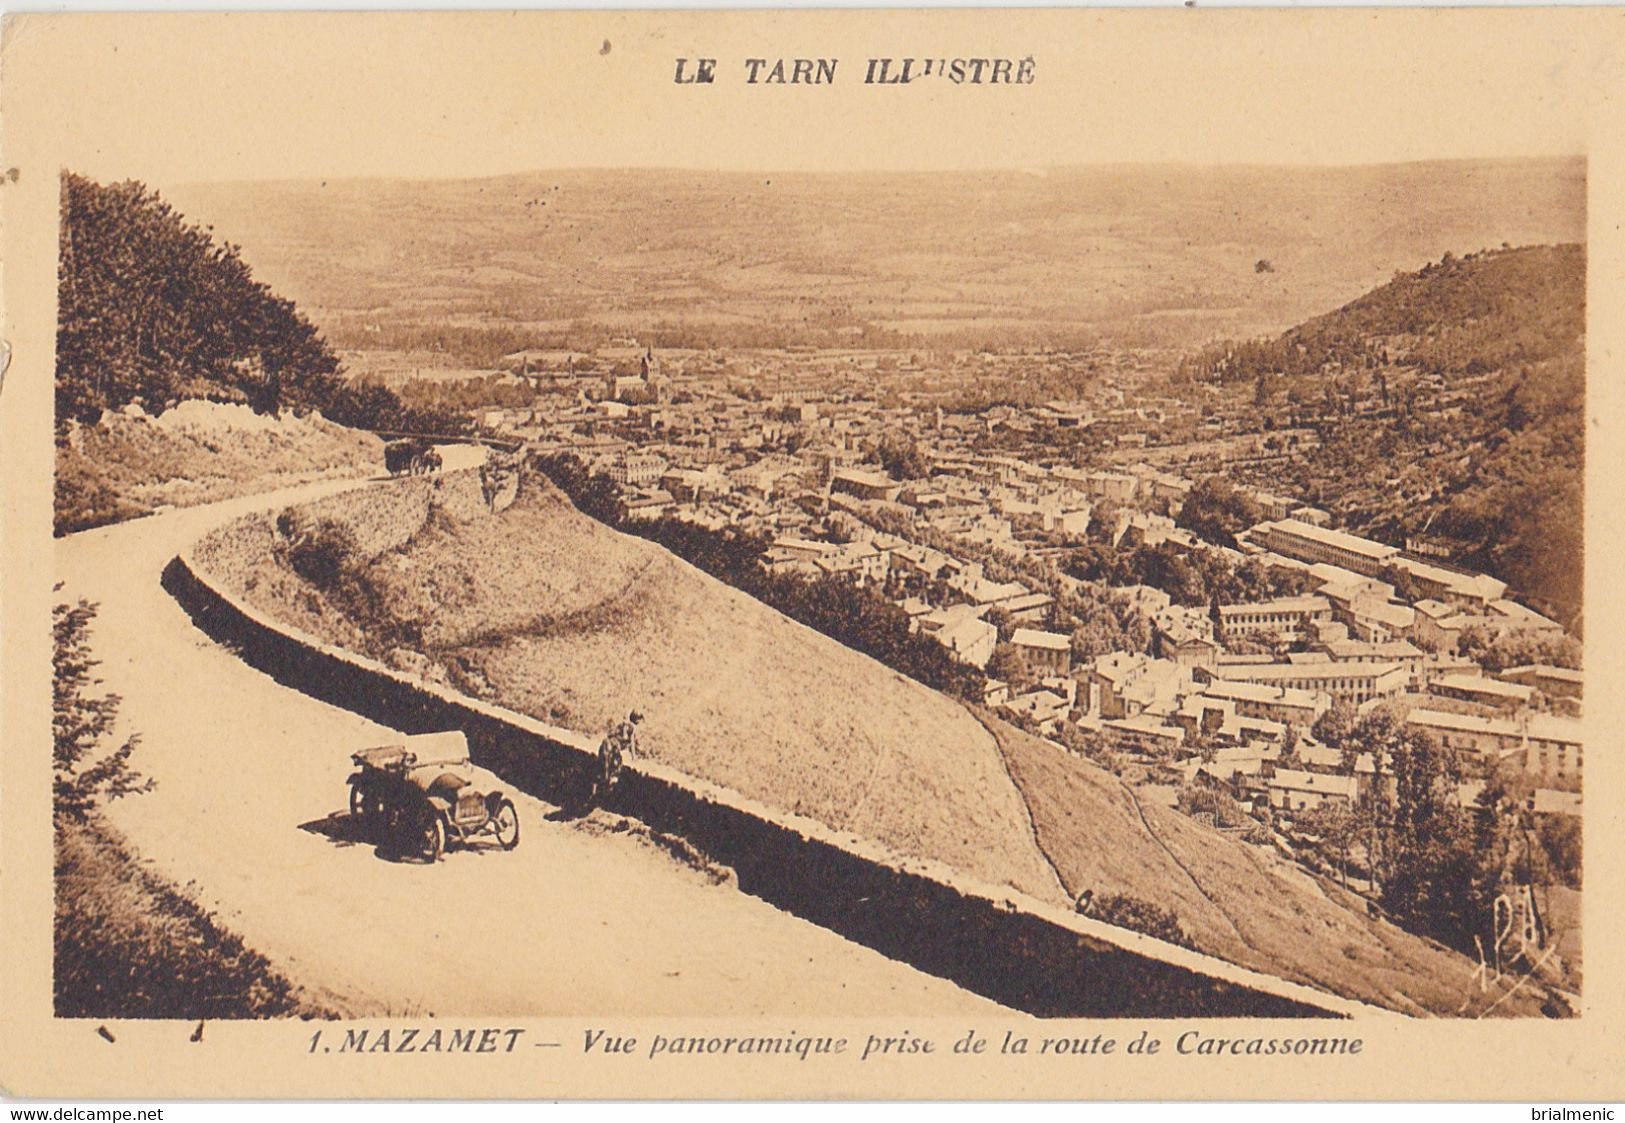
[2, 6, 1623, 1101]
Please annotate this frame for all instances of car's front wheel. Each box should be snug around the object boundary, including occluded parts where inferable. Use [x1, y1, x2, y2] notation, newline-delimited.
[493, 799, 520, 850]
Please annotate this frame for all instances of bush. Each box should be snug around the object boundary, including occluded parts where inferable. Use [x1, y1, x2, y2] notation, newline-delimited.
[1089, 892, 1193, 949]
[56, 814, 324, 1018]
[54, 595, 152, 819]
[278, 512, 362, 590]
[1177, 783, 1250, 828]
[273, 511, 398, 644]
[55, 446, 150, 536]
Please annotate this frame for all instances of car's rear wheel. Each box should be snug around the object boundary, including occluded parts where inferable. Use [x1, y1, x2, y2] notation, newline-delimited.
[349, 783, 383, 839]
[351, 783, 384, 819]
[493, 799, 520, 850]
[417, 813, 445, 862]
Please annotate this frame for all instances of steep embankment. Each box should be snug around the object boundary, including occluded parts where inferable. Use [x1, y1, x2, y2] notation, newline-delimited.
[194, 472, 1065, 902]
[985, 718, 1548, 1016]
[56, 401, 382, 535]
[194, 471, 1547, 1015]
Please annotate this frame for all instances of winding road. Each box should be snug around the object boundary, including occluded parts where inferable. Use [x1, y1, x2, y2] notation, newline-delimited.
[55, 453, 1003, 1017]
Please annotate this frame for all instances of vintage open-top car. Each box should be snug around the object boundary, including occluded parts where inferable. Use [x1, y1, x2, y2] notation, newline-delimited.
[347, 731, 520, 861]
[383, 438, 443, 477]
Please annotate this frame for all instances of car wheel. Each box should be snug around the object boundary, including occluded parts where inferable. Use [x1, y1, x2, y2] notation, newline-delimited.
[349, 784, 382, 840]
[493, 798, 520, 850]
[418, 813, 445, 862]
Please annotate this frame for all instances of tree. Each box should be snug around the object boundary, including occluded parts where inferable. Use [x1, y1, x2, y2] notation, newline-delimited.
[985, 642, 1026, 687]
[1334, 705, 1494, 951]
[59, 174, 333, 422]
[56, 172, 441, 437]
[1456, 625, 1581, 673]
[1386, 722, 1461, 852]
[54, 594, 153, 819]
[1175, 477, 1262, 549]
[1380, 562, 1424, 604]
[1537, 815, 1582, 890]
[872, 430, 930, 480]
[1302, 801, 1359, 888]
[983, 605, 1015, 642]
[1253, 371, 1274, 407]
[1084, 499, 1123, 545]
[1311, 698, 1358, 752]
[1280, 722, 1303, 761]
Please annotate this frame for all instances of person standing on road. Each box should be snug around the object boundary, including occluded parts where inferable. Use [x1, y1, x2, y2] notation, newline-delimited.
[591, 709, 642, 806]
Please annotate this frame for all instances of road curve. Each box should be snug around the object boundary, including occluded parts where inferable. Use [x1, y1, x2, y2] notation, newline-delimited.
[54, 454, 1005, 1017]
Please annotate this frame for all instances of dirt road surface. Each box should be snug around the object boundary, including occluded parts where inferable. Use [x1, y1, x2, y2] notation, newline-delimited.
[54, 451, 1004, 1017]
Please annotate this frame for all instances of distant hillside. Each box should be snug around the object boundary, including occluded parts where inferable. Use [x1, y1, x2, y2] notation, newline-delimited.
[1183, 244, 1583, 381]
[193, 470, 1553, 1015]
[1191, 245, 1585, 628]
[163, 158, 1584, 354]
[1290, 243, 1582, 372]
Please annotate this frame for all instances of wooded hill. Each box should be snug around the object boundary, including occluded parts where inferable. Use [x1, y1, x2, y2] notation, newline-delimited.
[1180, 244, 1582, 384]
[55, 173, 459, 436]
[1184, 245, 1585, 629]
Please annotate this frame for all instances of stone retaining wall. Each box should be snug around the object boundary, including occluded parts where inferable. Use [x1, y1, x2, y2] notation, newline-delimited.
[163, 548, 1376, 1020]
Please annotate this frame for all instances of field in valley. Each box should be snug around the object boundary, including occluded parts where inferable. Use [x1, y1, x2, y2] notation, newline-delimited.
[165, 159, 1585, 353]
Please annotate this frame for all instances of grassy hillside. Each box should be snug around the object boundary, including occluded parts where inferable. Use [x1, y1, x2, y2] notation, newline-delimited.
[988, 718, 1554, 1016]
[57, 813, 335, 1019]
[56, 402, 382, 536]
[193, 470, 1556, 1015]
[164, 159, 1584, 352]
[195, 472, 1065, 901]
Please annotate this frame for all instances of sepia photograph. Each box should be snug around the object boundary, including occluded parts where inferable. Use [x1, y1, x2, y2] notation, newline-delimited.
[48, 157, 1586, 1023]
[3, 7, 1622, 1102]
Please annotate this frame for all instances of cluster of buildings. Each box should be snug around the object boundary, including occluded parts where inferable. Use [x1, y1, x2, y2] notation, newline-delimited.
[978, 514, 1582, 826]
[464, 341, 1581, 837]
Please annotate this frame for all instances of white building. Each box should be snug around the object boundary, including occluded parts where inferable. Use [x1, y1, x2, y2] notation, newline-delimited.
[1011, 628, 1071, 676]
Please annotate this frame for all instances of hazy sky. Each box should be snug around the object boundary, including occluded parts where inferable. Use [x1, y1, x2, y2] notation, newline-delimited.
[6, 9, 1612, 186]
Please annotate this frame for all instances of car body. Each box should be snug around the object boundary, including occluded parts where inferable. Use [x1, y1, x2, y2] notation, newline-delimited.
[384, 439, 443, 476]
[348, 731, 519, 860]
